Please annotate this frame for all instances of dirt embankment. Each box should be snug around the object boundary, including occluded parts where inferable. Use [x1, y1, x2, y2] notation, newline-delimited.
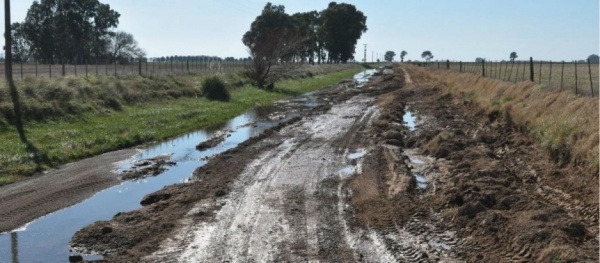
[350, 65, 598, 262]
[71, 65, 597, 262]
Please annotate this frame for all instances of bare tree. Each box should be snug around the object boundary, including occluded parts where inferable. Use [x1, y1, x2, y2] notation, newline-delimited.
[107, 31, 145, 64]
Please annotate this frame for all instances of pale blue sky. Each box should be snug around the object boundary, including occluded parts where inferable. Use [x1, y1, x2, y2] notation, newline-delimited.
[1, 0, 598, 61]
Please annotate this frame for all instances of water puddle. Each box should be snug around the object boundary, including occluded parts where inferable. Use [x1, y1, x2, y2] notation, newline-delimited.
[0, 91, 329, 263]
[347, 148, 366, 160]
[404, 150, 433, 191]
[403, 110, 417, 131]
[428, 240, 452, 251]
[354, 69, 377, 87]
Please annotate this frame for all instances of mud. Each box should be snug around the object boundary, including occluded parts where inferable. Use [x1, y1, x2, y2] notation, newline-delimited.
[71, 65, 598, 262]
[120, 154, 176, 180]
[0, 149, 137, 233]
[195, 131, 230, 151]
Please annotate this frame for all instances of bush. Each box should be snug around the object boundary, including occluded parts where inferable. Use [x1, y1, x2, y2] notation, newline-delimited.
[201, 76, 230, 101]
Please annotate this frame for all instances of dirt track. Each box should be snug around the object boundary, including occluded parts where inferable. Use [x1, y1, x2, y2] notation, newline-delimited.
[0, 149, 136, 233]
[72, 65, 598, 262]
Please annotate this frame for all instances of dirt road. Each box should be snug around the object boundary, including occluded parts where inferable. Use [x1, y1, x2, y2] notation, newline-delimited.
[0, 149, 137, 233]
[73, 65, 598, 262]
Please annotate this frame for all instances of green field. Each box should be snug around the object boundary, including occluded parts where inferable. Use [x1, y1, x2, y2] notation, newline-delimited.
[0, 65, 363, 185]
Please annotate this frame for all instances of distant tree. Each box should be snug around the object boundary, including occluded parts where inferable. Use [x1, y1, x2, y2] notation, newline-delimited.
[11, 23, 32, 63]
[224, 57, 235, 61]
[22, 0, 120, 63]
[475, 57, 484, 62]
[588, 54, 599, 63]
[400, 50, 407, 62]
[384, 51, 396, 62]
[421, 51, 433, 62]
[107, 31, 145, 64]
[292, 11, 319, 64]
[319, 2, 367, 63]
[242, 3, 304, 88]
[510, 51, 518, 62]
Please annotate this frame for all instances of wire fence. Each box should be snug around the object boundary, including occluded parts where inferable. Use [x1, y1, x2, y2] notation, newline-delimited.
[0, 58, 251, 80]
[417, 58, 599, 96]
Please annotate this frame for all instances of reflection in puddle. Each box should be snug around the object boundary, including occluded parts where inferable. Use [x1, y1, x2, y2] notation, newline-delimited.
[354, 69, 377, 87]
[339, 166, 355, 176]
[403, 110, 416, 131]
[0, 90, 328, 263]
[415, 174, 427, 189]
[429, 240, 452, 250]
[347, 149, 366, 160]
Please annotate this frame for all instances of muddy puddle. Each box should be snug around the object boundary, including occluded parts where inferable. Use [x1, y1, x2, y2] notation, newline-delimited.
[354, 69, 377, 87]
[403, 109, 417, 131]
[0, 90, 330, 263]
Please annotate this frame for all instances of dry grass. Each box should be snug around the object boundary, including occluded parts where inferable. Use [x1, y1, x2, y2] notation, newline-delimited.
[425, 66, 599, 176]
[430, 62, 599, 96]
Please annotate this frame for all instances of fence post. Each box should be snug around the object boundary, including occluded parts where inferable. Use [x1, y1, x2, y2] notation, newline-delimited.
[548, 61, 552, 85]
[139, 58, 142, 76]
[574, 61, 578, 95]
[588, 59, 594, 97]
[514, 61, 520, 83]
[538, 60, 542, 84]
[508, 62, 514, 81]
[35, 61, 38, 78]
[482, 59, 485, 77]
[74, 61, 77, 76]
[560, 61, 564, 89]
[85, 60, 88, 76]
[522, 61, 525, 81]
[459, 61, 462, 72]
[446, 59, 449, 70]
[186, 60, 189, 73]
[529, 57, 534, 82]
[62, 59, 66, 77]
[20, 61, 23, 80]
[49, 63, 52, 78]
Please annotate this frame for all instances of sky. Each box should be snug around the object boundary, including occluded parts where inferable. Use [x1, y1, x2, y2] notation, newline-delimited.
[0, 0, 598, 62]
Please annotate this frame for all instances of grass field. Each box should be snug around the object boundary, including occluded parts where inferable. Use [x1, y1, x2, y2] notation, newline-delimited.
[428, 61, 599, 96]
[0, 64, 363, 185]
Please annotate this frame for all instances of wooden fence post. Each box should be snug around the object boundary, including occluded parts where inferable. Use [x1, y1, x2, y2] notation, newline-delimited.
[529, 57, 534, 82]
[508, 62, 514, 81]
[35, 62, 38, 77]
[49, 63, 52, 78]
[514, 61, 520, 83]
[459, 61, 462, 72]
[560, 61, 565, 90]
[482, 59, 485, 77]
[548, 61, 552, 86]
[446, 59, 450, 70]
[588, 59, 594, 97]
[538, 60, 542, 84]
[62, 59, 66, 77]
[574, 61, 578, 95]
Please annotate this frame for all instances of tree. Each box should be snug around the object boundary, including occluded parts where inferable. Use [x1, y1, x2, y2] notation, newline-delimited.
[319, 2, 367, 63]
[400, 50, 407, 62]
[242, 3, 304, 89]
[292, 11, 319, 64]
[107, 31, 145, 64]
[588, 54, 599, 63]
[21, 0, 120, 63]
[384, 51, 396, 62]
[475, 57, 484, 62]
[421, 51, 433, 62]
[510, 51, 518, 62]
[11, 23, 32, 63]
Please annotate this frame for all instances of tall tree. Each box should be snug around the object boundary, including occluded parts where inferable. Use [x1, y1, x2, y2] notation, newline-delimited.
[21, 0, 120, 63]
[319, 2, 367, 63]
[107, 31, 145, 64]
[292, 11, 319, 64]
[400, 50, 407, 62]
[384, 51, 396, 62]
[10, 23, 32, 63]
[421, 51, 433, 62]
[510, 51, 518, 62]
[587, 54, 599, 63]
[242, 3, 304, 88]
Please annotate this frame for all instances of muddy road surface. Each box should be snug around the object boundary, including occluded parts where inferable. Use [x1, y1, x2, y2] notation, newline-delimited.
[73, 65, 598, 262]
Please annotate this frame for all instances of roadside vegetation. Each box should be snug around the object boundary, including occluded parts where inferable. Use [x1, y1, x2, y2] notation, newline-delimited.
[0, 64, 362, 185]
[413, 65, 599, 176]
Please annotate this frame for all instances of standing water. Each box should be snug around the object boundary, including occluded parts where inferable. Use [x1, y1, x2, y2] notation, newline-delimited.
[0, 70, 375, 262]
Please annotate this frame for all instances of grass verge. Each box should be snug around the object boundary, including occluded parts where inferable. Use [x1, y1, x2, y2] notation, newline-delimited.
[0, 65, 363, 185]
[413, 65, 598, 177]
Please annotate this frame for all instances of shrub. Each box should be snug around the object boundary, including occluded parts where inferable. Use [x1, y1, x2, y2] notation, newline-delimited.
[201, 76, 230, 101]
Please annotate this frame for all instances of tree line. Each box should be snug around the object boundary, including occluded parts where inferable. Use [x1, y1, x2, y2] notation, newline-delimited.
[243, 2, 367, 88]
[11, 0, 144, 64]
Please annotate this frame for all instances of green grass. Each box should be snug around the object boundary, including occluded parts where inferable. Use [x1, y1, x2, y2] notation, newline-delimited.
[0, 66, 363, 185]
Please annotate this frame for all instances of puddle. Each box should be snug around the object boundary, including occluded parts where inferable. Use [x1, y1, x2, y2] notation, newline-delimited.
[404, 149, 433, 191]
[353, 69, 377, 87]
[347, 149, 366, 160]
[415, 174, 427, 189]
[429, 240, 452, 251]
[0, 90, 328, 263]
[339, 166, 356, 176]
[403, 110, 416, 131]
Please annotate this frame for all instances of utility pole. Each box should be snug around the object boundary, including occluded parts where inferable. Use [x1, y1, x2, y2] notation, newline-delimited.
[363, 44, 367, 63]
